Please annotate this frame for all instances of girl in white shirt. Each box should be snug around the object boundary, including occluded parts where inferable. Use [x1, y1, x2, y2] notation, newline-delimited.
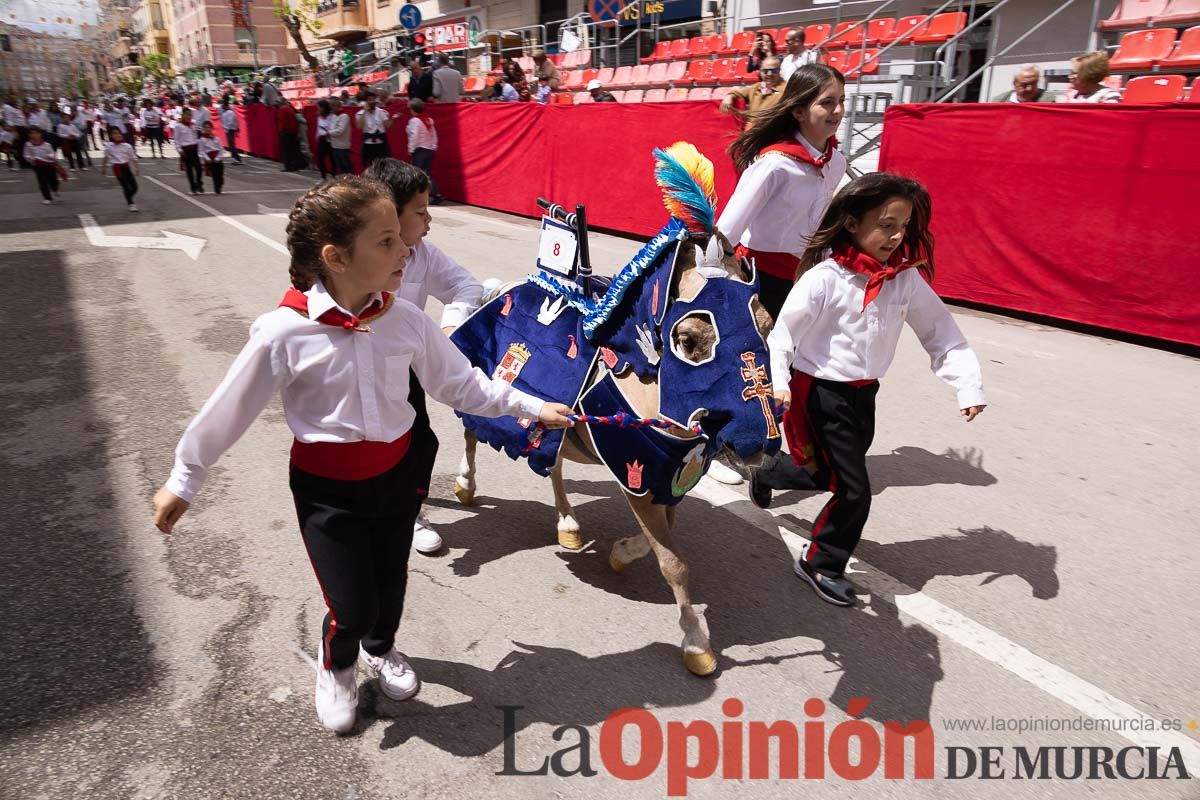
[197, 121, 225, 195]
[140, 99, 166, 158]
[55, 120, 82, 170]
[719, 64, 849, 322]
[363, 158, 483, 555]
[750, 173, 987, 608]
[173, 107, 204, 194]
[152, 177, 572, 734]
[103, 126, 140, 211]
[22, 128, 60, 203]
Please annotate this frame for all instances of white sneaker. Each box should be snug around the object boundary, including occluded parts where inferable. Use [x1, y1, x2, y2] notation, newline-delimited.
[707, 459, 745, 486]
[128, 203, 138, 212]
[42, 199, 51, 204]
[314, 644, 358, 734]
[359, 646, 419, 701]
[412, 520, 442, 554]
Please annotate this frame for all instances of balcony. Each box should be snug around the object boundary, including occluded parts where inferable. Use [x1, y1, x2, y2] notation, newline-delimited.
[315, 0, 369, 40]
[211, 46, 282, 66]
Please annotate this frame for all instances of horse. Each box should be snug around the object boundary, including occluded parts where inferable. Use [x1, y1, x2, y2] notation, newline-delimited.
[448, 143, 782, 676]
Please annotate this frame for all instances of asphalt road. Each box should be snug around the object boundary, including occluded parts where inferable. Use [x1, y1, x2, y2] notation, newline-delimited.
[0, 142, 1197, 800]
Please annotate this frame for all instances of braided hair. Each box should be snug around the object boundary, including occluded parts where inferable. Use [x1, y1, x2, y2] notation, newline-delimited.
[285, 177, 393, 291]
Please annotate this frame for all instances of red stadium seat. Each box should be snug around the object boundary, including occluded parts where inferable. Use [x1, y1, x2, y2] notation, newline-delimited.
[867, 18, 896, 45]
[665, 87, 690, 102]
[1187, 76, 1200, 100]
[777, 28, 797, 45]
[554, 92, 573, 104]
[630, 64, 652, 86]
[686, 60, 714, 84]
[608, 90, 625, 102]
[644, 88, 668, 102]
[726, 57, 751, 82]
[913, 11, 966, 43]
[824, 51, 848, 73]
[881, 15, 928, 45]
[830, 21, 867, 48]
[622, 89, 645, 103]
[1108, 28, 1178, 69]
[1163, 25, 1200, 67]
[574, 91, 593, 104]
[463, 77, 486, 93]
[517, 56, 535, 73]
[668, 39, 691, 60]
[805, 23, 831, 47]
[1157, 0, 1200, 24]
[687, 36, 713, 58]
[642, 41, 671, 64]
[710, 57, 737, 83]
[711, 86, 734, 102]
[721, 31, 757, 55]
[1121, 73, 1186, 100]
[611, 66, 635, 87]
[705, 34, 728, 54]
[844, 48, 881, 78]
[688, 87, 713, 100]
[595, 67, 615, 85]
[578, 68, 599, 88]
[563, 70, 582, 90]
[1099, 0, 1168, 30]
[565, 49, 592, 69]
[664, 60, 688, 85]
[647, 61, 672, 86]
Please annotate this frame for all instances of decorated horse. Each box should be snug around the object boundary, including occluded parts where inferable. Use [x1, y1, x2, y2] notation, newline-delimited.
[449, 143, 782, 676]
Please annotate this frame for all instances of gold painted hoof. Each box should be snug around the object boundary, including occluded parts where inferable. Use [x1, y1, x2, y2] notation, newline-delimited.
[558, 529, 585, 550]
[682, 648, 718, 677]
[453, 483, 475, 506]
[608, 551, 628, 573]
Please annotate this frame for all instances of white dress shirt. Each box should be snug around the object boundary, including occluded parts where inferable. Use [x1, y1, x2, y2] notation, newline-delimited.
[405, 116, 438, 153]
[327, 113, 351, 149]
[55, 122, 78, 139]
[27, 109, 51, 130]
[768, 257, 986, 410]
[173, 123, 198, 147]
[219, 107, 239, 131]
[716, 132, 847, 261]
[104, 142, 137, 165]
[780, 49, 820, 81]
[23, 141, 55, 163]
[356, 107, 390, 135]
[398, 240, 483, 328]
[190, 105, 212, 129]
[165, 281, 547, 502]
[2, 103, 21, 126]
[316, 113, 333, 138]
[141, 108, 163, 127]
[103, 110, 127, 132]
[198, 136, 223, 161]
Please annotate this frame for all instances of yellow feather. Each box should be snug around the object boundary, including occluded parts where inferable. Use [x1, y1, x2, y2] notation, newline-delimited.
[665, 141, 717, 207]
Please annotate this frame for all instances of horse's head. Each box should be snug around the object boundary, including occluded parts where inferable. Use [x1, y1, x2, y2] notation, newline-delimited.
[657, 231, 782, 468]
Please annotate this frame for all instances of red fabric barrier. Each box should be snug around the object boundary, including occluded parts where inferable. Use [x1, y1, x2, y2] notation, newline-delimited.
[878, 103, 1200, 346]
[301, 101, 742, 236]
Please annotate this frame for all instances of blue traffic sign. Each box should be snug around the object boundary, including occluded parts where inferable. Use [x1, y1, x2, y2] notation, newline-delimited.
[398, 3, 422, 30]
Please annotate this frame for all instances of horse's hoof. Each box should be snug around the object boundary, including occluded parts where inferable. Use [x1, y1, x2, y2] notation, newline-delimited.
[453, 482, 475, 506]
[558, 529, 585, 550]
[608, 551, 628, 573]
[682, 648, 718, 677]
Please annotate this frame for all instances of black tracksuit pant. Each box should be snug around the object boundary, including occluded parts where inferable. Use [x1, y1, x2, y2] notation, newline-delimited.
[756, 376, 879, 578]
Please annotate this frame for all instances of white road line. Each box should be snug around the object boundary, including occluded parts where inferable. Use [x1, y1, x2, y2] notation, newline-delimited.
[145, 176, 287, 256]
[691, 477, 1200, 771]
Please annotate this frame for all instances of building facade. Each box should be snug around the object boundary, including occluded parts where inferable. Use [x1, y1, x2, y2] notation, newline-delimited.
[0, 22, 91, 99]
[169, 0, 291, 80]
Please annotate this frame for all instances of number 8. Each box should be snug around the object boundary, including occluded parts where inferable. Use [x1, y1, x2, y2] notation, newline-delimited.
[553, 242, 561, 256]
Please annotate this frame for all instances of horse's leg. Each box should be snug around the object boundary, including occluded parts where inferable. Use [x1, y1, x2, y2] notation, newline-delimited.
[625, 492, 716, 676]
[551, 452, 585, 550]
[609, 534, 651, 573]
[454, 428, 477, 506]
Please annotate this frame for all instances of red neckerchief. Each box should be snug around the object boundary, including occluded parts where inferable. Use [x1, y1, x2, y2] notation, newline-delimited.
[416, 113, 433, 130]
[831, 242, 926, 310]
[760, 136, 839, 171]
[279, 287, 392, 332]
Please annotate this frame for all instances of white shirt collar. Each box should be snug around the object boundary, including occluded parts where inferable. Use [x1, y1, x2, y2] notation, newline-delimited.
[794, 131, 825, 159]
[307, 280, 383, 319]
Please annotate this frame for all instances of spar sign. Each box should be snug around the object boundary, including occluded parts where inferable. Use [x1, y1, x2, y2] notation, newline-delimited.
[420, 9, 486, 52]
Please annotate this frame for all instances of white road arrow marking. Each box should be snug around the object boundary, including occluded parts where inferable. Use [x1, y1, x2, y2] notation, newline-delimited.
[78, 213, 206, 260]
[256, 203, 288, 218]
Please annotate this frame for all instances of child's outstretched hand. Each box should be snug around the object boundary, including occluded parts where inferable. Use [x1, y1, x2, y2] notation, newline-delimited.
[153, 486, 190, 534]
[961, 405, 986, 422]
[538, 402, 575, 429]
[774, 389, 791, 413]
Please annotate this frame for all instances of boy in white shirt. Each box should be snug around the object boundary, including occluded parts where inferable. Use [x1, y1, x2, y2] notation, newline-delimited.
[363, 158, 485, 555]
[55, 119, 83, 170]
[103, 126, 140, 211]
[404, 99, 441, 204]
[198, 120, 225, 195]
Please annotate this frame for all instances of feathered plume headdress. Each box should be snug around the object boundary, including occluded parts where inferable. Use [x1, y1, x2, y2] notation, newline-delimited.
[653, 142, 718, 236]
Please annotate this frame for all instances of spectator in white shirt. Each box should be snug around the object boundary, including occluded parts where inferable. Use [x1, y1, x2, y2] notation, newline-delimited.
[431, 55, 464, 103]
[218, 98, 242, 163]
[140, 99, 166, 158]
[326, 98, 353, 175]
[355, 92, 395, 168]
[314, 99, 336, 178]
[498, 76, 520, 102]
[1062, 51, 1122, 103]
[780, 28, 820, 81]
[405, 99, 441, 203]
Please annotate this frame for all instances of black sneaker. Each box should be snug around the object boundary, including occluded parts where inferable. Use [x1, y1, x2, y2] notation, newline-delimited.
[793, 558, 857, 607]
[749, 470, 772, 509]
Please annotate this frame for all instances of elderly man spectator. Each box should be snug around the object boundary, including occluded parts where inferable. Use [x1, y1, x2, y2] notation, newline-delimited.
[1061, 51, 1122, 103]
[531, 50, 561, 90]
[720, 56, 785, 126]
[780, 28, 820, 81]
[432, 55, 464, 103]
[587, 79, 617, 102]
[991, 66, 1054, 103]
[409, 58, 435, 102]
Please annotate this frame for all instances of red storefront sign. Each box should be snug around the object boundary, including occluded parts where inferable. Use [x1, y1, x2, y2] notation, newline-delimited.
[422, 17, 470, 52]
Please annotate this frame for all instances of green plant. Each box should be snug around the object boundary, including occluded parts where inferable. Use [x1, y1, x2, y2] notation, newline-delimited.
[273, 0, 323, 70]
[141, 53, 172, 87]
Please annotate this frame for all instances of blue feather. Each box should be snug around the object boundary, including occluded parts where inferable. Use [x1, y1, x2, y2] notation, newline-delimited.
[653, 147, 715, 234]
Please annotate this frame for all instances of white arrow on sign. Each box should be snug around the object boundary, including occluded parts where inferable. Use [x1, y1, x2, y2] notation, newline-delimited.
[78, 213, 206, 260]
[257, 203, 289, 218]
